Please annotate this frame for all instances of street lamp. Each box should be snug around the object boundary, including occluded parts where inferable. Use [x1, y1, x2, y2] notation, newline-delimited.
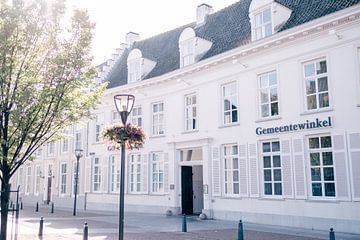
[114, 94, 135, 240]
[73, 148, 83, 216]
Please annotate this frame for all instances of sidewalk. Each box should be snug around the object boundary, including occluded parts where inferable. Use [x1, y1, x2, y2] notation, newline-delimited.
[6, 206, 360, 240]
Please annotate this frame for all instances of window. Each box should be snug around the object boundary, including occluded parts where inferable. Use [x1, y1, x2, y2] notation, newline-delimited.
[112, 111, 120, 122]
[152, 102, 165, 136]
[180, 40, 194, 67]
[37, 147, 42, 156]
[75, 131, 82, 150]
[258, 71, 279, 118]
[151, 152, 164, 193]
[308, 135, 335, 197]
[18, 168, 24, 191]
[223, 144, 240, 195]
[25, 166, 31, 194]
[34, 165, 41, 195]
[222, 82, 238, 124]
[47, 142, 54, 156]
[303, 59, 330, 110]
[131, 106, 142, 127]
[129, 154, 142, 193]
[128, 60, 141, 83]
[94, 115, 103, 143]
[61, 128, 69, 153]
[92, 157, 101, 192]
[109, 155, 120, 193]
[60, 163, 67, 195]
[185, 93, 197, 131]
[262, 140, 282, 196]
[253, 7, 272, 40]
[72, 161, 80, 195]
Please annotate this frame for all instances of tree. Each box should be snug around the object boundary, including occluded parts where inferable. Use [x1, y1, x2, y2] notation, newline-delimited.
[0, 0, 105, 238]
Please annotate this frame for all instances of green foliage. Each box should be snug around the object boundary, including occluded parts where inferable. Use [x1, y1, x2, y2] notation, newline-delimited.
[0, 0, 106, 178]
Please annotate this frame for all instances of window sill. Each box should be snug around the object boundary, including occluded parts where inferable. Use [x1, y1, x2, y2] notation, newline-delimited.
[218, 122, 240, 129]
[149, 134, 166, 139]
[182, 129, 199, 134]
[258, 196, 285, 201]
[255, 116, 282, 123]
[305, 198, 340, 203]
[218, 195, 242, 199]
[300, 107, 333, 116]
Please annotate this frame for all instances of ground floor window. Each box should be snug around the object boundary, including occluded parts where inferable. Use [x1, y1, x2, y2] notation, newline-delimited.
[308, 135, 335, 197]
[72, 161, 80, 195]
[129, 154, 142, 193]
[25, 166, 31, 194]
[223, 144, 240, 195]
[151, 152, 164, 193]
[92, 157, 101, 192]
[261, 140, 282, 196]
[109, 156, 120, 193]
[35, 165, 41, 195]
[60, 163, 67, 194]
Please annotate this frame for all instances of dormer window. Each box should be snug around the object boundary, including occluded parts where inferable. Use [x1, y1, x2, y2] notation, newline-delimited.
[181, 40, 195, 67]
[253, 7, 272, 40]
[129, 60, 141, 83]
[127, 48, 156, 84]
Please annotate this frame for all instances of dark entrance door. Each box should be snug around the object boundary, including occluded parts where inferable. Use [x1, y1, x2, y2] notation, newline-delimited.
[181, 166, 193, 215]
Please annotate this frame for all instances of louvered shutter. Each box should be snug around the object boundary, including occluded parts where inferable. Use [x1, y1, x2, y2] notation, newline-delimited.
[211, 146, 221, 196]
[348, 132, 360, 201]
[163, 153, 169, 193]
[124, 154, 129, 194]
[239, 144, 248, 197]
[141, 154, 148, 194]
[292, 138, 307, 199]
[281, 139, 293, 198]
[248, 143, 259, 197]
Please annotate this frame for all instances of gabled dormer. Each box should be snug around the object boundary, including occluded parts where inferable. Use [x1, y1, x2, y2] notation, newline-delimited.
[179, 27, 212, 68]
[249, 0, 292, 41]
[127, 48, 156, 84]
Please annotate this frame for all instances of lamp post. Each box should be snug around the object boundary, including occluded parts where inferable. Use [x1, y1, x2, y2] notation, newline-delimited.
[73, 149, 83, 216]
[114, 94, 135, 240]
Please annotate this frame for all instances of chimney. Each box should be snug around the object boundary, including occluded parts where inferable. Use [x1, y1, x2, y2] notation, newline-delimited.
[196, 3, 213, 25]
[126, 32, 140, 47]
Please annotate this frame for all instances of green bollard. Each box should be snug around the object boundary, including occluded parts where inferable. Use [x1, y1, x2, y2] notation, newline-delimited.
[20, 201, 23, 210]
[238, 220, 244, 240]
[83, 222, 88, 240]
[38, 216, 44, 237]
[182, 214, 187, 232]
[36, 202, 39, 212]
[51, 202, 54, 214]
[329, 228, 335, 240]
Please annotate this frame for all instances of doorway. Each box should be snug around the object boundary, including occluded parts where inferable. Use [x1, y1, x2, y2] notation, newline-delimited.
[181, 165, 203, 215]
[46, 164, 53, 204]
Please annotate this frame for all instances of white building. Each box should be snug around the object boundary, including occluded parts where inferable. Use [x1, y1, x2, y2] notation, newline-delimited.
[13, 0, 360, 234]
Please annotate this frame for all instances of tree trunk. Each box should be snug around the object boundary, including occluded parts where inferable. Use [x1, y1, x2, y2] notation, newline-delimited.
[0, 174, 10, 240]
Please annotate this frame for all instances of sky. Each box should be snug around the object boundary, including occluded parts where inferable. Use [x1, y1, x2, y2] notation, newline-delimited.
[67, 0, 239, 65]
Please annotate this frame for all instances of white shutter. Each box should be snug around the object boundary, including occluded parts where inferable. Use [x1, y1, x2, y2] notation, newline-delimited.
[211, 146, 221, 197]
[124, 154, 129, 194]
[348, 132, 360, 201]
[248, 143, 259, 197]
[292, 138, 307, 199]
[163, 152, 169, 193]
[141, 154, 148, 194]
[281, 139, 293, 198]
[238, 144, 248, 197]
[332, 134, 350, 201]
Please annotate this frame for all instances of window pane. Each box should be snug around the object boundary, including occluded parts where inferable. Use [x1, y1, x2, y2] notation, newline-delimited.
[233, 171, 239, 181]
[274, 183, 282, 195]
[233, 183, 239, 194]
[265, 24, 272, 37]
[321, 136, 332, 148]
[232, 145, 238, 155]
[260, 75, 268, 88]
[311, 168, 321, 181]
[323, 167, 334, 181]
[312, 183, 322, 196]
[272, 141, 280, 152]
[263, 142, 271, 153]
[261, 104, 269, 117]
[304, 63, 315, 77]
[232, 110, 238, 123]
[264, 183, 272, 195]
[263, 156, 271, 168]
[306, 80, 316, 94]
[224, 99, 231, 111]
[264, 170, 272, 181]
[233, 158, 239, 169]
[307, 95, 317, 110]
[316, 60, 327, 74]
[255, 13, 262, 26]
[273, 169, 281, 181]
[310, 153, 320, 166]
[319, 92, 329, 108]
[322, 152, 333, 165]
[271, 103, 278, 116]
[263, 8, 271, 22]
[324, 183, 335, 197]
[318, 77, 328, 92]
[273, 155, 281, 167]
[269, 73, 276, 85]
[260, 90, 269, 103]
[309, 137, 320, 149]
[270, 87, 278, 101]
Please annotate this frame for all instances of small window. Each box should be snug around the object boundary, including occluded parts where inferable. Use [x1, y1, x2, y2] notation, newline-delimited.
[152, 102, 165, 136]
[128, 60, 141, 83]
[129, 154, 142, 193]
[180, 40, 195, 67]
[222, 82, 238, 125]
[184, 93, 197, 131]
[262, 140, 282, 196]
[303, 59, 330, 110]
[258, 71, 279, 118]
[131, 106, 142, 127]
[253, 7, 273, 40]
[94, 115, 103, 143]
[75, 131, 82, 150]
[47, 142, 55, 156]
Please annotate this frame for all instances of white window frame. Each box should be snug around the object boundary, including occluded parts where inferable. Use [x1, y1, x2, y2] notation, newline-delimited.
[151, 102, 165, 136]
[129, 153, 142, 194]
[128, 59, 142, 83]
[261, 140, 283, 197]
[222, 144, 240, 196]
[60, 163, 67, 195]
[75, 131, 82, 150]
[252, 6, 273, 41]
[25, 166, 31, 195]
[180, 39, 195, 67]
[18, 168, 24, 193]
[131, 105, 142, 127]
[303, 58, 330, 111]
[34, 165, 41, 195]
[47, 142, 55, 156]
[258, 70, 279, 118]
[109, 155, 120, 193]
[307, 134, 336, 199]
[184, 93, 197, 132]
[94, 115, 103, 143]
[221, 82, 239, 125]
[92, 157, 101, 192]
[61, 128, 69, 153]
[150, 152, 164, 194]
[112, 111, 121, 122]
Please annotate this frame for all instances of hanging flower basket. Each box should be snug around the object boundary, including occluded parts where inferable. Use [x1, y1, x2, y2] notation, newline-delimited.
[102, 123, 146, 150]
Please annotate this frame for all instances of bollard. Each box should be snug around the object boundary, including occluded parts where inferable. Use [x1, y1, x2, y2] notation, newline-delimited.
[238, 220, 244, 240]
[20, 201, 23, 210]
[329, 228, 335, 240]
[38, 216, 44, 237]
[182, 214, 187, 232]
[51, 202, 54, 214]
[36, 202, 39, 212]
[83, 222, 88, 240]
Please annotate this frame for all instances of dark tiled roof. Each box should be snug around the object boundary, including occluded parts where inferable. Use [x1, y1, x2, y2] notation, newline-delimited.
[107, 0, 360, 89]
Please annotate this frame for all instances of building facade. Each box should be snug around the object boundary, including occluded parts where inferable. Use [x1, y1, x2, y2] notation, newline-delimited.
[12, 0, 360, 234]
